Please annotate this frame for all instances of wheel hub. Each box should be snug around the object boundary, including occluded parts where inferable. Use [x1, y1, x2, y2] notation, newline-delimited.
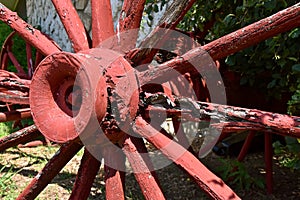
[30, 48, 139, 143]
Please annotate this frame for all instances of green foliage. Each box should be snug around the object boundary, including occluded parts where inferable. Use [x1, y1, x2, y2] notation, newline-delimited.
[178, 0, 300, 104]
[0, 21, 28, 72]
[273, 137, 300, 170]
[0, 21, 12, 44]
[144, 0, 167, 26]
[0, 122, 13, 138]
[216, 158, 265, 190]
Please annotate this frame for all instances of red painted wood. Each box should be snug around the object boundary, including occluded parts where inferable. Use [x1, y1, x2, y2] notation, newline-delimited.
[0, 125, 39, 152]
[0, 77, 29, 92]
[130, 136, 161, 184]
[102, 145, 126, 200]
[0, 4, 61, 56]
[51, 0, 89, 52]
[126, 0, 197, 66]
[0, 108, 31, 122]
[118, 0, 146, 50]
[0, 92, 29, 104]
[145, 96, 300, 137]
[69, 149, 101, 200]
[265, 133, 273, 194]
[122, 136, 165, 200]
[16, 142, 83, 200]
[91, 0, 115, 47]
[133, 117, 240, 200]
[119, 0, 145, 32]
[7, 51, 25, 74]
[30, 52, 107, 143]
[237, 131, 256, 161]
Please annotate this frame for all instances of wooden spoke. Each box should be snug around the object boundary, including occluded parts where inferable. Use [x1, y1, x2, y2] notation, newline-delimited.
[133, 117, 240, 199]
[136, 3, 300, 83]
[122, 136, 165, 200]
[0, 3, 61, 56]
[0, 92, 29, 105]
[16, 141, 83, 200]
[144, 96, 300, 137]
[91, 0, 115, 47]
[203, 3, 300, 60]
[102, 145, 126, 200]
[0, 125, 39, 152]
[69, 148, 101, 200]
[126, 0, 196, 65]
[51, 0, 89, 52]
[118, 0, 146, 50]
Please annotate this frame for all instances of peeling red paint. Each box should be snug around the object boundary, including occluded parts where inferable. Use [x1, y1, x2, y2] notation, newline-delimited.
[0, 1, 299, 199]
[51, 0, 89, 52]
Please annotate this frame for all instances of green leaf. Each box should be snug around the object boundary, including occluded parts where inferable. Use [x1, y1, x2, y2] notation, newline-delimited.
[225, 55, 236, 66]
[153, 4, 159, 12]
[287, 57, 298, 62]
[264, 0, 277, 10]
[289, 28, 300, 39]
[267, 79, 276, 89]
[240, 76, 248, 85]
[292, 64, 300, 73]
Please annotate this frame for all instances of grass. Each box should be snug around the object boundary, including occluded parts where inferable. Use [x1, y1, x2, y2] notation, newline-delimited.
[0, 165, 21, 200]
[0, 122, 13, 138]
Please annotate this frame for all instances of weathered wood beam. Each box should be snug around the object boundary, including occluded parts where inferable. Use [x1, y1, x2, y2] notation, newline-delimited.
[17, 142, 83, 200]
[118, 0, 146, 50]
[0, 108, 31, 122]
[144, 96, 300, 137]
[0, 125, 39, 152]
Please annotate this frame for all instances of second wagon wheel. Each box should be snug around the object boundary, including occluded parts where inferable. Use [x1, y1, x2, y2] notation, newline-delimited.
[0, 0, 300, 199]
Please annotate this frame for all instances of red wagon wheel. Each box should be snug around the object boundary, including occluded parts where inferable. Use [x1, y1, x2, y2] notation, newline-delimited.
[0, 28, 53, 147]
[0, 31, 46, 79]
[0, 1, 300, 199]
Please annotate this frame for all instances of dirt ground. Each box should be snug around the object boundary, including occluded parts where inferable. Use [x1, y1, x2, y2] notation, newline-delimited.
[0, 144, 299, 200]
